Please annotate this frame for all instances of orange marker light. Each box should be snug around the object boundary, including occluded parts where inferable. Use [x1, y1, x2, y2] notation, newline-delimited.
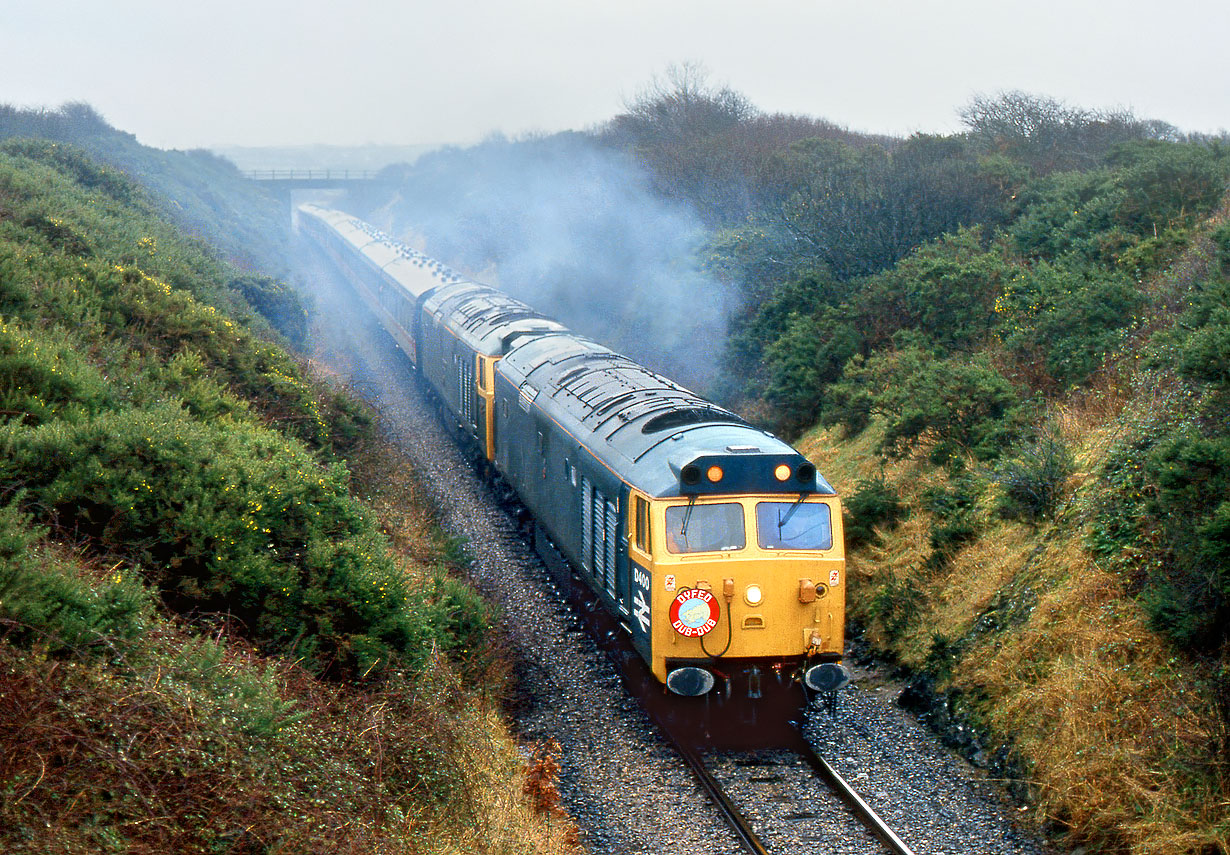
[774, 464, 792, 482]
[707, 465, 724, 483]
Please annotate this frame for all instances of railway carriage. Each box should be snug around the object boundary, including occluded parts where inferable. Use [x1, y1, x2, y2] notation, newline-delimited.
[298, 204, 850, 708]
[297, 205, 464, 366]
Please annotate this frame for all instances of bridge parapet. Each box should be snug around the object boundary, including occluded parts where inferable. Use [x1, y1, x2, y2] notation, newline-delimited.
[246, 169, 381, 181]
[248, 170, 394, 212]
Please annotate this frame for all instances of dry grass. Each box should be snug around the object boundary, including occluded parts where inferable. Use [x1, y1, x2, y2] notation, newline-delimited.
[0, 636, 583, 855]
[805, 413, 1230, 853]
[958, 538, 1226, 854]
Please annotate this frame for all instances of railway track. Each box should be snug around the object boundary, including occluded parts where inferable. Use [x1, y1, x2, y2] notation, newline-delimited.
[670, 732, 917, 855]
[302, 244, 1050, 855]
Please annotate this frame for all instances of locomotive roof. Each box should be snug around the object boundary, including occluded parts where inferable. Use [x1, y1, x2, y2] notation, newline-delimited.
[423, 283, 567, 356]
[302, 204, 834, 499]
[499, 333, 835, 498]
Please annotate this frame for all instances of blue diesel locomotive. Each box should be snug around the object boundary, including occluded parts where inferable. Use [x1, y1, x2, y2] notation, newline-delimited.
[298, 204, 850, 705]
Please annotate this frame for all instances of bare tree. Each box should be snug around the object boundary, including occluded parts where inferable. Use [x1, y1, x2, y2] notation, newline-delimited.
[959, 90, 1171, 172]
[610, 61, 756, 143]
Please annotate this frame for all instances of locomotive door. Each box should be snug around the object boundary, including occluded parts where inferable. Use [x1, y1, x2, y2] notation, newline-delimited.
[626, 490, 653, 652]
[475, 354, 496, 461]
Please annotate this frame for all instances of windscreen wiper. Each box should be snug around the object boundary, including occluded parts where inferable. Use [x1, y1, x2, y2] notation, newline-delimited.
[680, 494, 698, 539]
[777, 492, 810, 533]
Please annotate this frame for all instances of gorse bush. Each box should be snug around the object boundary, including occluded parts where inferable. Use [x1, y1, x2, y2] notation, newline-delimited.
[0, 139, 468, 679]
[994, 262, 1145, 389]
[0, 318, 112, 425]
[0, 107, 291, 276]
[0, 502, 152, 654]
[231, 273, 309, 347]
[1136, 279, 1230, 652]
[850, 227, 1009, 353]
[922, 474, 985, 558]
[0, 142, 372, 458]
[0, 405, 419, 676]
[0, 119, 569, 855]
[1142, 429, 1230, 651]
[760, 308, 861, 438]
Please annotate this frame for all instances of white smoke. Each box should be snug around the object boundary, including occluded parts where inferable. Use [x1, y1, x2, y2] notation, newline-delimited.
[369, 133, 733, 393]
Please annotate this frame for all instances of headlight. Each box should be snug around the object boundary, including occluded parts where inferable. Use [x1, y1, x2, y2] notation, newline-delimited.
[744, 584, 763, 606]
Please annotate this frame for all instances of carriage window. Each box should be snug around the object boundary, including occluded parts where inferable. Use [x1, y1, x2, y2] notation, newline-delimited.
[664, 503, 745, 554]
[756, 501, 832, 551]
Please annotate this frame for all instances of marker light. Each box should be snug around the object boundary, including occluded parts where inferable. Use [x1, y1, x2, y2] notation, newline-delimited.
[707, 465, 724, 483]
[745, 584, 763, 606]
[774, 464, 792, 482]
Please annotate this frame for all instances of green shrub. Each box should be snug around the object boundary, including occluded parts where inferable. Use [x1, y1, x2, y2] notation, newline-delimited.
[0, 319, 112, 425]
[1127, 277, 1230, 651]
[826, 345, 1023, 463]
[1211, 222, 1230, 274]
[161, 635, 306, 740]
[923, 474, 985, 555]
[994, 261, 1145, 389]
[850, 227, 1011, 352]
[155, 349, 250, 421]
[1108, 140, 1230, 236]
[1008, 142, 1229, 269]
[1174, 297, 1230, 393]
[1141, 430, 1230, 651]
[1113, 226, 1190, 276]
[0, 138, 138, 207]
[843, 476, 906, 547]
[1008, 169, 1121, 262]
[867, 570, 924, 642]
[992, 422, 1075, 521]
[422, 570, 497, 674]
[761, 308, 861, 437]
[230, 273, 308, 347]
[929, 516, 980, 555]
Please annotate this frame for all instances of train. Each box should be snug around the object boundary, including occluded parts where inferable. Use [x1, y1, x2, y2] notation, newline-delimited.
[297, 204, 850, 709]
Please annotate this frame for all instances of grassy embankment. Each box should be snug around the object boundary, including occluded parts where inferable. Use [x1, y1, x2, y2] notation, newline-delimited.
[0, 137, 579, 853]
[797, 203, 1230, 853]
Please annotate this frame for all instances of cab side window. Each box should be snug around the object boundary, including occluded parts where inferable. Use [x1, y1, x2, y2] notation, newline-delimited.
[633, 495, 650, 552]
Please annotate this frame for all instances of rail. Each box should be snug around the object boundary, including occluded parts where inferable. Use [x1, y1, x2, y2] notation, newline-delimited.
[795, 737, 917, 855]
[674, 743, 771, 855]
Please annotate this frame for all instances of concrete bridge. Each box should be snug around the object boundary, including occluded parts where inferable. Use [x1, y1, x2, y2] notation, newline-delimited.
[246, 169, 396, 206]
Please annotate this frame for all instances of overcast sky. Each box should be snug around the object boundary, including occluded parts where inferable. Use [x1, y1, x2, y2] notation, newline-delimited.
[3, 0, 1228, 150]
